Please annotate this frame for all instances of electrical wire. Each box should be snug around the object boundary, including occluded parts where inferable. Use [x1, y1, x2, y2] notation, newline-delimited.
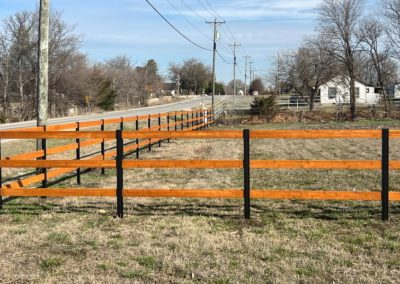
[179, 0, 208, 21]
[217, 50, 233, 64]
[165, 0, 211, 41]
[145, 0, 212, 52]
[199, 0, 249, 58]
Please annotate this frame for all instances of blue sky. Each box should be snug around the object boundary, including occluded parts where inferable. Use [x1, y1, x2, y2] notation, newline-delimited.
[0, 0, 377, 84]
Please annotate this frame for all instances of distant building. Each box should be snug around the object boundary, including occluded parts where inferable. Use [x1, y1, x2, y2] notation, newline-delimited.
[161, 83, 176, 96]
[319, 76, 380, 105]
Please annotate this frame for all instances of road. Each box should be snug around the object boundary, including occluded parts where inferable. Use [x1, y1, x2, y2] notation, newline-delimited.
[0, 96, 225, 130]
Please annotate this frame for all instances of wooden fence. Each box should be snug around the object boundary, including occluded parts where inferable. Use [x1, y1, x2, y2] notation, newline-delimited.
[0, 108, 212, 189]
[0, 127, 399, 221]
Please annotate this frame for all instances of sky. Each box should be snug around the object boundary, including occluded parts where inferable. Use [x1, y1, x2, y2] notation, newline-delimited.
[0, 0, 378, 85]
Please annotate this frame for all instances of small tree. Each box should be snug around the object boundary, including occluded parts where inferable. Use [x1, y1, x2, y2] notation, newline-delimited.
[96, 79, 117, 111]
[250, 96, 278, 121]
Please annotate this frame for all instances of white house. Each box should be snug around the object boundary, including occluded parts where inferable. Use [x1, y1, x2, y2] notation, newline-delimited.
[319, 76, 380, 105]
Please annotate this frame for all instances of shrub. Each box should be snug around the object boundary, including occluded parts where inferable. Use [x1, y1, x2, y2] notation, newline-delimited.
[250, 96, 278, 121]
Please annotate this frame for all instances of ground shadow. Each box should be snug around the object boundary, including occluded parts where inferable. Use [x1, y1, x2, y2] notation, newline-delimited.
[1, 198, 399, 222]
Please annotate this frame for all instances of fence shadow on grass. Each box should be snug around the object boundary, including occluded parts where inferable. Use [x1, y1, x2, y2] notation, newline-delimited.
[1, 198, 399, 221]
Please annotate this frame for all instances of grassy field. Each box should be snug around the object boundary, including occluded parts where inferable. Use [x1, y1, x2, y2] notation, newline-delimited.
[1, 120, 400, 283]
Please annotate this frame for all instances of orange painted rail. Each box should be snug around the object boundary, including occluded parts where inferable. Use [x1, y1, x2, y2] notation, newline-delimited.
[2, 188, 400, 201]
[0, 108, 213, 190]
[2, 126, 400, 221]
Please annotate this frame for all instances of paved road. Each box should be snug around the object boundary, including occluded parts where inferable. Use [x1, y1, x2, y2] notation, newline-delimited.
[0, 96, 226, 130]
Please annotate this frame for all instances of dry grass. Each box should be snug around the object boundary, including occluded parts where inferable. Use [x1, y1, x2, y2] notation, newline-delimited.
[1, 120, 400, 283]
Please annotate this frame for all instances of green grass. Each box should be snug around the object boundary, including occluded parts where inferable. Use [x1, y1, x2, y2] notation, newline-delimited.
[1, 120, 400, 282]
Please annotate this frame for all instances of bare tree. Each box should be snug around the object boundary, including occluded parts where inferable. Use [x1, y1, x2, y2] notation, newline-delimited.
[168, 58, 211, 95]
[358, 16, 394, 115]
[226, 79, 245, 96]
[0, 33, 11, 114]
[285, 38, 338, 111]
[318, 0, 364, 119]
[105, 56, 136, 107]
[382, 0, 400, 59]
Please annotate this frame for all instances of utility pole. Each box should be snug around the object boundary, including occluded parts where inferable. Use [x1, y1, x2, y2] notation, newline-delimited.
[229, 42, 241, 103]
[243, 55, 250, 97]
[176, 70, 181, 96]
[249, 61, 254, 94]
[276, 52, 280, 96]
[37, 0, 49, 142]
[206, 18, 225, 113]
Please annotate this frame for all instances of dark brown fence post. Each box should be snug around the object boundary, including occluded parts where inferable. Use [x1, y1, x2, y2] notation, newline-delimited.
[186, 113, 190, 129]
[382, 128, 389, 221]
[181, 113, 184, 130]
[158, 113, 162, 147]
[101, 119, 105, 175]
[136, 116, 140, 159]
[167, 113, 170, 143]
[148, 115, 151, 151]
[120, 117, 124, 130]
[175, 112, 178, 131]
[243, 129, 250, 219]
[116, 130, 124, 218]
[76, 122, 81, 185]
[42, 134, 47, 188]
[191, 111, 194, 129]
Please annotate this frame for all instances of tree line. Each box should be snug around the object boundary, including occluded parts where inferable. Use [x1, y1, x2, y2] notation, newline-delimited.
[271, 0, 400, 118]
[1, 8, 239, 122]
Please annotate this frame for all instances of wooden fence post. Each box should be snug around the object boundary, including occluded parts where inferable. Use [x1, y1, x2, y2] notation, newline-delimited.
[382, 128, 389, 221]
[76, 122, 81, 185]
[243, 129, 251, 219]
[181, 113, 184, 130]
[136, 116, 140, 159]
[101, 119, 105, 175]
[158, 113, 162, 147]
[42, 135, 47, 188]
[175, 112, 178, 131]
[148, 115, 152, 151]
[167, 113, 170, 143]
[116, 130, 124, 218]
[120, 117, 124, 130]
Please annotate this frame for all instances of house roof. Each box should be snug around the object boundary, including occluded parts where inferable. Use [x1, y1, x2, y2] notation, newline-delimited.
[320, 75, 373, 88]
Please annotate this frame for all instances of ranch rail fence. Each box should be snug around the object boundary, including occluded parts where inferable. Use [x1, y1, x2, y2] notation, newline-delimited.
[0, 108, 213, 190]
[0, 127, 399, 221]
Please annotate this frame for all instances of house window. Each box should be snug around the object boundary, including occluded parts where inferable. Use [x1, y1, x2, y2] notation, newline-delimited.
[328, 87, 337, 99]
[355, 87, 360, 98]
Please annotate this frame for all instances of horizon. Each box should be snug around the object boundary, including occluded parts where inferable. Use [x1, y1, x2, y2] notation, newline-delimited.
[0, 0, 377, 85]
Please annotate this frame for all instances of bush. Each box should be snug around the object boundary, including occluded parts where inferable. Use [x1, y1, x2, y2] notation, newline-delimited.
[250, 96, 278, 121]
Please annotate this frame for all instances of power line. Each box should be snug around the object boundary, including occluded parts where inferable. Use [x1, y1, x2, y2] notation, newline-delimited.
[195, 0, 216, 18]
[179, 0, 207, 21]
[217, 50, 232, 64]
[145, 0, 212, 52]
[203, 0, 221, 19]
[165, 0, 211, 41]
[199, 0, 248, 57]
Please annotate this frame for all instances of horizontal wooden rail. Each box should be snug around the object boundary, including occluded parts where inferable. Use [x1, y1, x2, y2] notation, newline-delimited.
[0, 131, 115, 139]
[2, 188, 400, 201]
[0, 188, 115, 197]
[250, 129, 382, 139]
[0, 160, 115, 168]
[251, 160, 384, 170]
[122, 130, 243, 139]
[251, 190, 400, 201]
